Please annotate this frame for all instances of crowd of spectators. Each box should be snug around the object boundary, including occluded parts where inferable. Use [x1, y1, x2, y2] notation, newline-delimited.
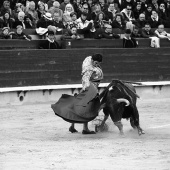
[0, 0, 170, 47]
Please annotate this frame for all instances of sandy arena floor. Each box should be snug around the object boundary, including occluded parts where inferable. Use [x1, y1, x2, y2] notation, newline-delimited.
[0, 98, 170, 170]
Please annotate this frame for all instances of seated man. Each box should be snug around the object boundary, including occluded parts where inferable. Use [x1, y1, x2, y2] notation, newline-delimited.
[141, 23, 156, 38]
[134, 13, 147, 29]
[94, 24, 120, 39]
[131, 26, 142, 38]
[76, 12, 95, 38]
[123, 29, 137, 48]
[39, 30, 60, 49]
[62, 26, 82, 39]
[141, 23, 160, 48]
[154, 24, 170, 39]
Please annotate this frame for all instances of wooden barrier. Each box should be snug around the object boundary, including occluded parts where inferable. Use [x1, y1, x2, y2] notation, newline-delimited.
[65, 38, 170, 48]
[0, 48, 170, 88]
[5, 28, 170, 35]
[0, 38, 169, 50]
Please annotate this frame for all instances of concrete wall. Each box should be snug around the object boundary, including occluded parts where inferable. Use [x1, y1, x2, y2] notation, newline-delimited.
[0, 83, 170, 106]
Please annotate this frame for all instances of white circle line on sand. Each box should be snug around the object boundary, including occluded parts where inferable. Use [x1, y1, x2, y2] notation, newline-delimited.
[148, 124, 170, 129]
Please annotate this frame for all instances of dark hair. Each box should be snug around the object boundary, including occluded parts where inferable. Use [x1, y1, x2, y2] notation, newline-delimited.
[92, 53, 103, 62]
[70, 12, 77, 17]
[48, 30, 54, 35]
[81, 11, 88, 16]
[125, 29, 131, 34]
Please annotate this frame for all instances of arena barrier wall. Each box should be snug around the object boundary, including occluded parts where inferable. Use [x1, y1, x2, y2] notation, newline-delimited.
[0, 82, 170, 106]
[0, 48, 170, 105]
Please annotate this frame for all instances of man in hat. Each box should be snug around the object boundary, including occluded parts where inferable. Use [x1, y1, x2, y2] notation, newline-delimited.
[37, 12, 54, 28]
[123, 28, 138, 48]
[39, 30, 60, 49]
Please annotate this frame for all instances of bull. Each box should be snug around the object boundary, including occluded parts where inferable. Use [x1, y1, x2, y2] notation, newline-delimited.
[95, 80, 145, 135]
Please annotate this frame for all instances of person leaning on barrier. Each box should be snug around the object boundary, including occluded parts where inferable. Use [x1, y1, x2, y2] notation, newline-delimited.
[141, 23, 160, 48]
[131, 26, 142, 38]
[39, 30, 60, 49]
[154, 24, 170, 39]
[123, 28, 137, 48]
[62, 26, 82, 39]
[94, 24, 120, 39]
[11, 25, 32, 40]
[0, 27, 12, 39]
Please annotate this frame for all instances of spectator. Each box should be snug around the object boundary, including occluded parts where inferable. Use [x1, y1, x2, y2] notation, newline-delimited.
[141, 23, 156, 38]
[99, 0, 107, 11]
[77, 11, 95, 38]
[0, 11, 15, 28]
[48, 1, 63, 20]
[165, 0, 170, 19]
[11, 25, 32, 40]
[133, 3, 143, 20]
[151, 0, 159, 12]
[25, 1, 38, 28]
[0, 0, 13, 17]
[94, 23, 120, 39]
[141, 23, 160, 48]
[13, 3, 25, 20]
[123, 28, 137, 48]
[0, 27, 12, 39]
[37, 12, 53, 28]
[158, 3, 167, 21]
[121, 4, 135, 22]
[155, 24, 170, 39]
[131, 26, 141, 38]
[73, 0, 82, 14]
[63, 3, 74, 26]
[134, 13, 147, 29]
[106, 0, 120, 12]
[91, 3, 102, 21]
[37, 1, 47, 19]
[94, 11, 109, 29]
[111, 13, 126, 30]
[148, 10, 162, 28]
[66, 11, 78, 29]
[14, 11, 33, 29]
[60, 0, 71, 12]
[39, 30, 60, 49]
[63, 26, 81, 39]
[145, 4, 153, 20]
[77, 3, 91, 21]
[120, 0, 135, 11]
[47, 0, 56, 9]
[136, 0, 147, 12]
[53, 12, 65, 30]
[104, 3, 118, 22]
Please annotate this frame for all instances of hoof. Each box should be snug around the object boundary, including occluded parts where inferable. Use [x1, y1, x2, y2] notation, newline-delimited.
[69, 126, 78, 133]
[82, 130, 96, 134]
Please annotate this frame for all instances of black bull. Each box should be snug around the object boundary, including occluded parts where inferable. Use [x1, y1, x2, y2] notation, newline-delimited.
[96, 80, 145, 135]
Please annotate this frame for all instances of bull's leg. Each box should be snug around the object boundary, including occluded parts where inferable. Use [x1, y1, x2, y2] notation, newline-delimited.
[114, 121, 124, 135]
[136, 125, 145, 135]
[69, 123, 78, 133]
[130, 117, 136, 129]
